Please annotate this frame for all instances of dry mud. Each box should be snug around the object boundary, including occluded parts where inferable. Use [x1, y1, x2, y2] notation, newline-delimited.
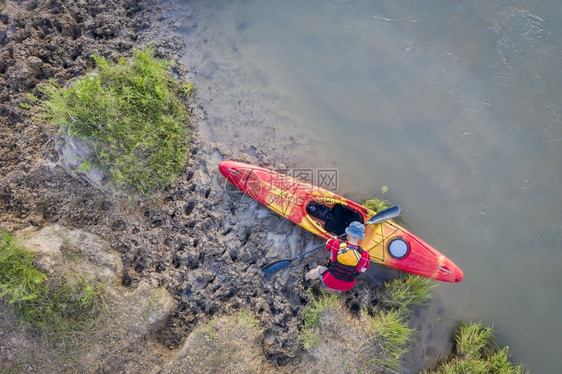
[0, 0, 452, 371]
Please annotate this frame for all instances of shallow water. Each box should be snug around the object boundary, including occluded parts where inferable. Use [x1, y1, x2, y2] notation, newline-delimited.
[177, 0, 562, 371]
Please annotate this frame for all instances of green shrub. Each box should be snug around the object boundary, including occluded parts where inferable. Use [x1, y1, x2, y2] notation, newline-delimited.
[302, 293, 339, 328]
[24, 278, 106, 333]
[299, 293, 339, 349]
[380, 274, 434, 312]
[427, 322, 529, 374]
[369, 309, 413, 372]
[34, 47, 191, 195]
[363, 186, 391, 212]
[0, 232, 105, 334]
[0, 232, 46, 305]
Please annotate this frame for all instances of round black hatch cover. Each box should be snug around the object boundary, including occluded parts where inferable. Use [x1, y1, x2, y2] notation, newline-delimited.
[388, 237, 409, 259]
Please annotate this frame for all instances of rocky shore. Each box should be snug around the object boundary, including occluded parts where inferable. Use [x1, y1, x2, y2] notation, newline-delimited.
[0, 1, 452, 372]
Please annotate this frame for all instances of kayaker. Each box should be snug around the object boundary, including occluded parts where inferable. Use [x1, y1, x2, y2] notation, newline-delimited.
[304, 221, 370, 291]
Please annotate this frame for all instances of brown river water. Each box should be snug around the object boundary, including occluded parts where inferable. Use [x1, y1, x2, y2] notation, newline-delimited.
[176, 1, 562, 371]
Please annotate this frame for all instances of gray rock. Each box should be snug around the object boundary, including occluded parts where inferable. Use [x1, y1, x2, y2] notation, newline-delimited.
[55, 131, 110, 192]
[17, 224, 122, 283]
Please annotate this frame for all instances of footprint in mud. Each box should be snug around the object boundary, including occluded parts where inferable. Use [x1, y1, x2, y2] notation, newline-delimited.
[203, 187, 211, 199]
[241, 226, 252, 245]
[134, 256, 146, 273]
[111, 220, 127, 231]
[122, 272, 133, 287]
[184, 200, 196, 215]
[210, 148, 222, 165]
[227, 248, 237, 262]
[150, 218, 166, 228]
[155, 262, 166, 273]
[186, 170, 194, 181]
[187, 251, 201, 269]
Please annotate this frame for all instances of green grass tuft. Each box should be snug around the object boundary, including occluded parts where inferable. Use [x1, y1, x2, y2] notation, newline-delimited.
[429, 357, 490, 374]
[34, 47, 191, 195]
[369, 309, 413, 372]
[427, 322, 529, 374]
[380, 274, 435, 312]
[302, 293, 339, 328]
[300, 293, 339, 349]
[0, 232, 47, 305]
[0, 232, 106, 334]
[454, 322, 494, 358]
[363, 186, 392, 212]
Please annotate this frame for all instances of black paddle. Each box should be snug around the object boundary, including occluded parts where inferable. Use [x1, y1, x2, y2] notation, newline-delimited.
[261, 205, 401, 275]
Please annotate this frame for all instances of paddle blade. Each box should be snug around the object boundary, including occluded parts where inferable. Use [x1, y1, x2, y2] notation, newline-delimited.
[366, 205, 401, 225]
[261, 259, 292, 275]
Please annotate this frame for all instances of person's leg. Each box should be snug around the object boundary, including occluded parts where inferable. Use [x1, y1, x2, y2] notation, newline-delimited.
[305, 265, 327, 280]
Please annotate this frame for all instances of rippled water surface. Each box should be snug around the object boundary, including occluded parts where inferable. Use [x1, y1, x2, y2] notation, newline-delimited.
[178, 1, 562, 371]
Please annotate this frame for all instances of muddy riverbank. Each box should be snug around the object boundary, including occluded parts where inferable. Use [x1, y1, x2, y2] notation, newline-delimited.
[0, 0, 453, 371]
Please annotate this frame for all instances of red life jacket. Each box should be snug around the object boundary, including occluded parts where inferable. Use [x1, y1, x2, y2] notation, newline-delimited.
[328, 244, 365, 282]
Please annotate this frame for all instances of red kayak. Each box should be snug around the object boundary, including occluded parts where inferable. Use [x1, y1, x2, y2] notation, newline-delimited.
[219, 161, 463, 283]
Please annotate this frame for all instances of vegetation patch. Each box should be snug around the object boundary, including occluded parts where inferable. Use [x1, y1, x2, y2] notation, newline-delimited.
[380, 274, 434, 312]
[299, 291, 413, 373]
[0, 232, 47, 305]
[166, 311, 266, 374]
[363, 186, 392, 212]
[32, 47, 191, 195]
[369, 309, 413, 372]
[426, 322, 529, 374]
[0, 232, 105, 335]
[298, 273, 445, 372]
[300, 293, 339, 350]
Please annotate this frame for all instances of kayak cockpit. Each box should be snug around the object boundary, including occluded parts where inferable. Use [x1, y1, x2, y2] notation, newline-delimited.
[306, 200, 365, 236]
